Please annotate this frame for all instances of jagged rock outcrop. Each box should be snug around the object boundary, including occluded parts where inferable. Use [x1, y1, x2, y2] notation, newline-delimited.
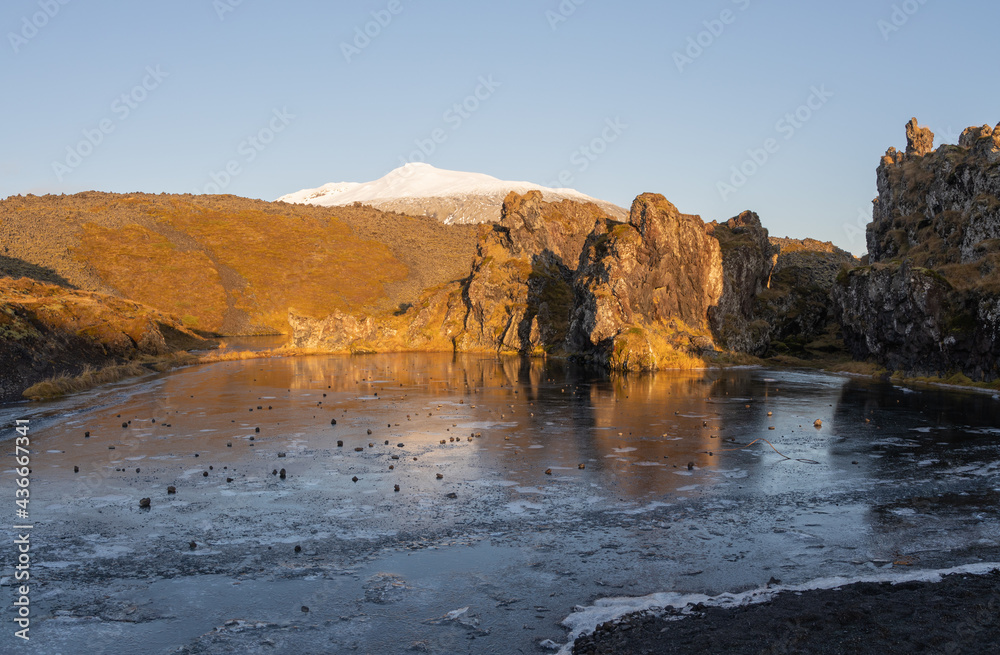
[287, 187, 862, 372]
[291, 191, 610, 355]
[457, 191, 609, 354]
[905, 117, 934, 156]
[836, 118, 1000, 380]
[567, 194, 723, 370]
[706, 211, 775, 355]
[869, 119, 1000, 264]
[0, 278, 212, 401]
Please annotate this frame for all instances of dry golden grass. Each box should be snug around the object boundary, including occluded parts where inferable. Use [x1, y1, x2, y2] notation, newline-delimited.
[72, 199, 412, 333]
[709, 351, 766, 367]
[0, 277, 210, 351]
[2, 192, 478, 336]
[607, 322, 711, 371]
[150, 201, 409, 328]
[20, 347, 311, 401]
[891, 371, 1000, 392]
[196, 346, 321, 363]
[830, 360, 889, 376]
[74, 223, 228, 330]
[23, 362, 150, 400]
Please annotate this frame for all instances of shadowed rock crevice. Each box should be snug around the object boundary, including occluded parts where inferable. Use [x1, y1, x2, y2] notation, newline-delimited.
[706, 211, 775, 356]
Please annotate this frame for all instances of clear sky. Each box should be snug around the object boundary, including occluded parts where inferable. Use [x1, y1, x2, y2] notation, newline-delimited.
[2, 0, 997, 254]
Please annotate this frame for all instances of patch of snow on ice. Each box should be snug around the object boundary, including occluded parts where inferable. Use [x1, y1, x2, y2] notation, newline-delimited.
[555, 562, 1000, 654]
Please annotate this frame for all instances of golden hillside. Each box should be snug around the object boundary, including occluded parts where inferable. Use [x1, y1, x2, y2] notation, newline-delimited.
[0, 193, 478, 334]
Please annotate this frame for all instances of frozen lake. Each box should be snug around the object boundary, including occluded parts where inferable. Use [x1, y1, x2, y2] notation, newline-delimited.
[2, 353, 999, 653]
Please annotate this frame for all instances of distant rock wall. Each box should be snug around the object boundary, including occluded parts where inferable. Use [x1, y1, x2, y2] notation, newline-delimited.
[760, 238, 858, 356]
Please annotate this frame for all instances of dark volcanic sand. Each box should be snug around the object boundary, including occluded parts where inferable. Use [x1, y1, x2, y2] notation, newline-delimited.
[574, 569, 1000, 655]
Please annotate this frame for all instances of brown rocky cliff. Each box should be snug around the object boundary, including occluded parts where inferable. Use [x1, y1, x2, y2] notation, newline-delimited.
[291, 191, 609, 356]
[288, 280, 468, 354]
[568, 193, 723, 370]
[457, 191, 609, 354]
[291, 190, 730, 370]
[287, 188, 864, 372]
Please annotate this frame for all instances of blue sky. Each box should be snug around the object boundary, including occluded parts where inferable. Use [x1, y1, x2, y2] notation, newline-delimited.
[2, 0, 997, 254]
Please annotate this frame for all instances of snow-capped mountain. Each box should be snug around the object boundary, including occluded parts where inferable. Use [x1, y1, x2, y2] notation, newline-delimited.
[277, 163, 627, 224]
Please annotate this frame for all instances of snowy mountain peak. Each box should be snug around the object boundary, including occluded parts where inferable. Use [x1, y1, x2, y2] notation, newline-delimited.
[277, 164, 626, 225]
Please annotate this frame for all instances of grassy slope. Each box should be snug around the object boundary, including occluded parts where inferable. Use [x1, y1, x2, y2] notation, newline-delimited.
[0, 193, 478, 335]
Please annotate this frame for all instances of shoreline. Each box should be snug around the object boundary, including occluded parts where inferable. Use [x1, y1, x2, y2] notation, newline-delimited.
[570, 565, 1000, 654]
[17, 344, 1000, 403]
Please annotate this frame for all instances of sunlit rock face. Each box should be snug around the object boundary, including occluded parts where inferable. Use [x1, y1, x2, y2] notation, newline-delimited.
[288, 282, 468, 354]
[835, 118, 1000, 380]
[287, 185, 870, 372]
[457, 191, 611, 355]
[289, 191, 610, 356]
[567, 193, 724, 371]
[290, 191, 736, 370]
